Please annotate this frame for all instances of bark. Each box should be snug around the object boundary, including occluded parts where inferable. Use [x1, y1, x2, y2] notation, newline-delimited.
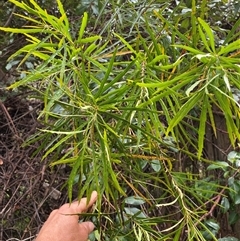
[205, 104, 239, 238]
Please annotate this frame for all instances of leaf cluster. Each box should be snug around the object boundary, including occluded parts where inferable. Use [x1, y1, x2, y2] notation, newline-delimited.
[0, 0, 240, 240]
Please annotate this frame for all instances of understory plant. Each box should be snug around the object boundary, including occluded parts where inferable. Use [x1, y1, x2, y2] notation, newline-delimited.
[0, 0, 240, 240]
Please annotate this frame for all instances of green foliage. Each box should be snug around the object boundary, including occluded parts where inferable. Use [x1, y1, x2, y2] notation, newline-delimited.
[0, 0, 240, 240]
[218, 238, 239, 241]
[207, 151, 240, 232]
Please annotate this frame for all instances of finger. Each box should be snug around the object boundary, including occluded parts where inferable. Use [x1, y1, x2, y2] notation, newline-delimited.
[59, 191, 98, 214]
[77, 221, 95, 241]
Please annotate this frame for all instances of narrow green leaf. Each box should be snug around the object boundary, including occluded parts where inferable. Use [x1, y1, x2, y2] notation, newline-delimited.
[218, 39, 240, 55]
[166, 92, 203, 135]
[99, 59, 136, 97]
[137, 31, 155, 62]
[173, 222, 185, 241]
[78, 12, 88, 41]
[153, 10, 191, 45]
[50, 156, 79, 166]
[99, 117, 120, 138]
[224, 17, 240, 44]
[84, 43, 97, 55]
[148, 55, 169, 65]
[96, 48, 118, 98]
[56, 0, 69, 29]
[198, 24, 212, 53]
[9, 43, 55, 60]
[198, 18, 216, 53]
[186, 79, 203, 97]
[197, 94, 208, 159]
[137, 63, 192, 90]
[76, 35, 101, 44]
[85, 56, 108, 72]
[223, 73, 231, 91]
[91, 40, 109, 56]
[0, 27, 45, 33]
[172, 45, 204, 55]
[191, 0, 198, 47]
[78, 57, 91, 96]
[114, 32, 137, 55]
[206, 98, 216, 137]
[42, 133, 72, 159]
[24, 33, 41, 43]
[144, 16, 161, 56]
[29, 0, 45, 13]
[213, 87, 240, 144]
[12, 13, 42, 24]
[9, 0, 27, 9]
[148, 56, 183, 70]
[98, 85, 130, 106]
[68, 152, 85, 202]
[56, 0, 65, 17]
[59, 42, 67, 86]
[29, 51, 50, 60]
[219, 56, 240, 65]
[137, 76, 193, 108]
[195, 53, 216, 64]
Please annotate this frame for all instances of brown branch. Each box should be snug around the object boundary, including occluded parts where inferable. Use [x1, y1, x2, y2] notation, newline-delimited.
[0, 100, 21, 141]
[195, 188, 225, 226]
[4, 5, 16, 27]
[196, 168, 240, 226]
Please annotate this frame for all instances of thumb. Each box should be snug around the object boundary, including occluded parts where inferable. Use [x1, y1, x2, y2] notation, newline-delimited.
[78, 221, 95, 239]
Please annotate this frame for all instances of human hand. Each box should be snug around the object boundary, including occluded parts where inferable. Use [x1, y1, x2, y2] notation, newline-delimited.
[35, 191, 97, 241]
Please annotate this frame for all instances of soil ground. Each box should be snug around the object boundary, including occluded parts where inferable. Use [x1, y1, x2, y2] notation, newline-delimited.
[0, 92, 70, 241]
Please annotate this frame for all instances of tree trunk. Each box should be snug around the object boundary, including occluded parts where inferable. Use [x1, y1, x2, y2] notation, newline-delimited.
[205, 104, 239, 238]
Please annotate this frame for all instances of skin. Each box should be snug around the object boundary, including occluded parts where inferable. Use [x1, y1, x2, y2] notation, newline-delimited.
[35, 191, 98, 241]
